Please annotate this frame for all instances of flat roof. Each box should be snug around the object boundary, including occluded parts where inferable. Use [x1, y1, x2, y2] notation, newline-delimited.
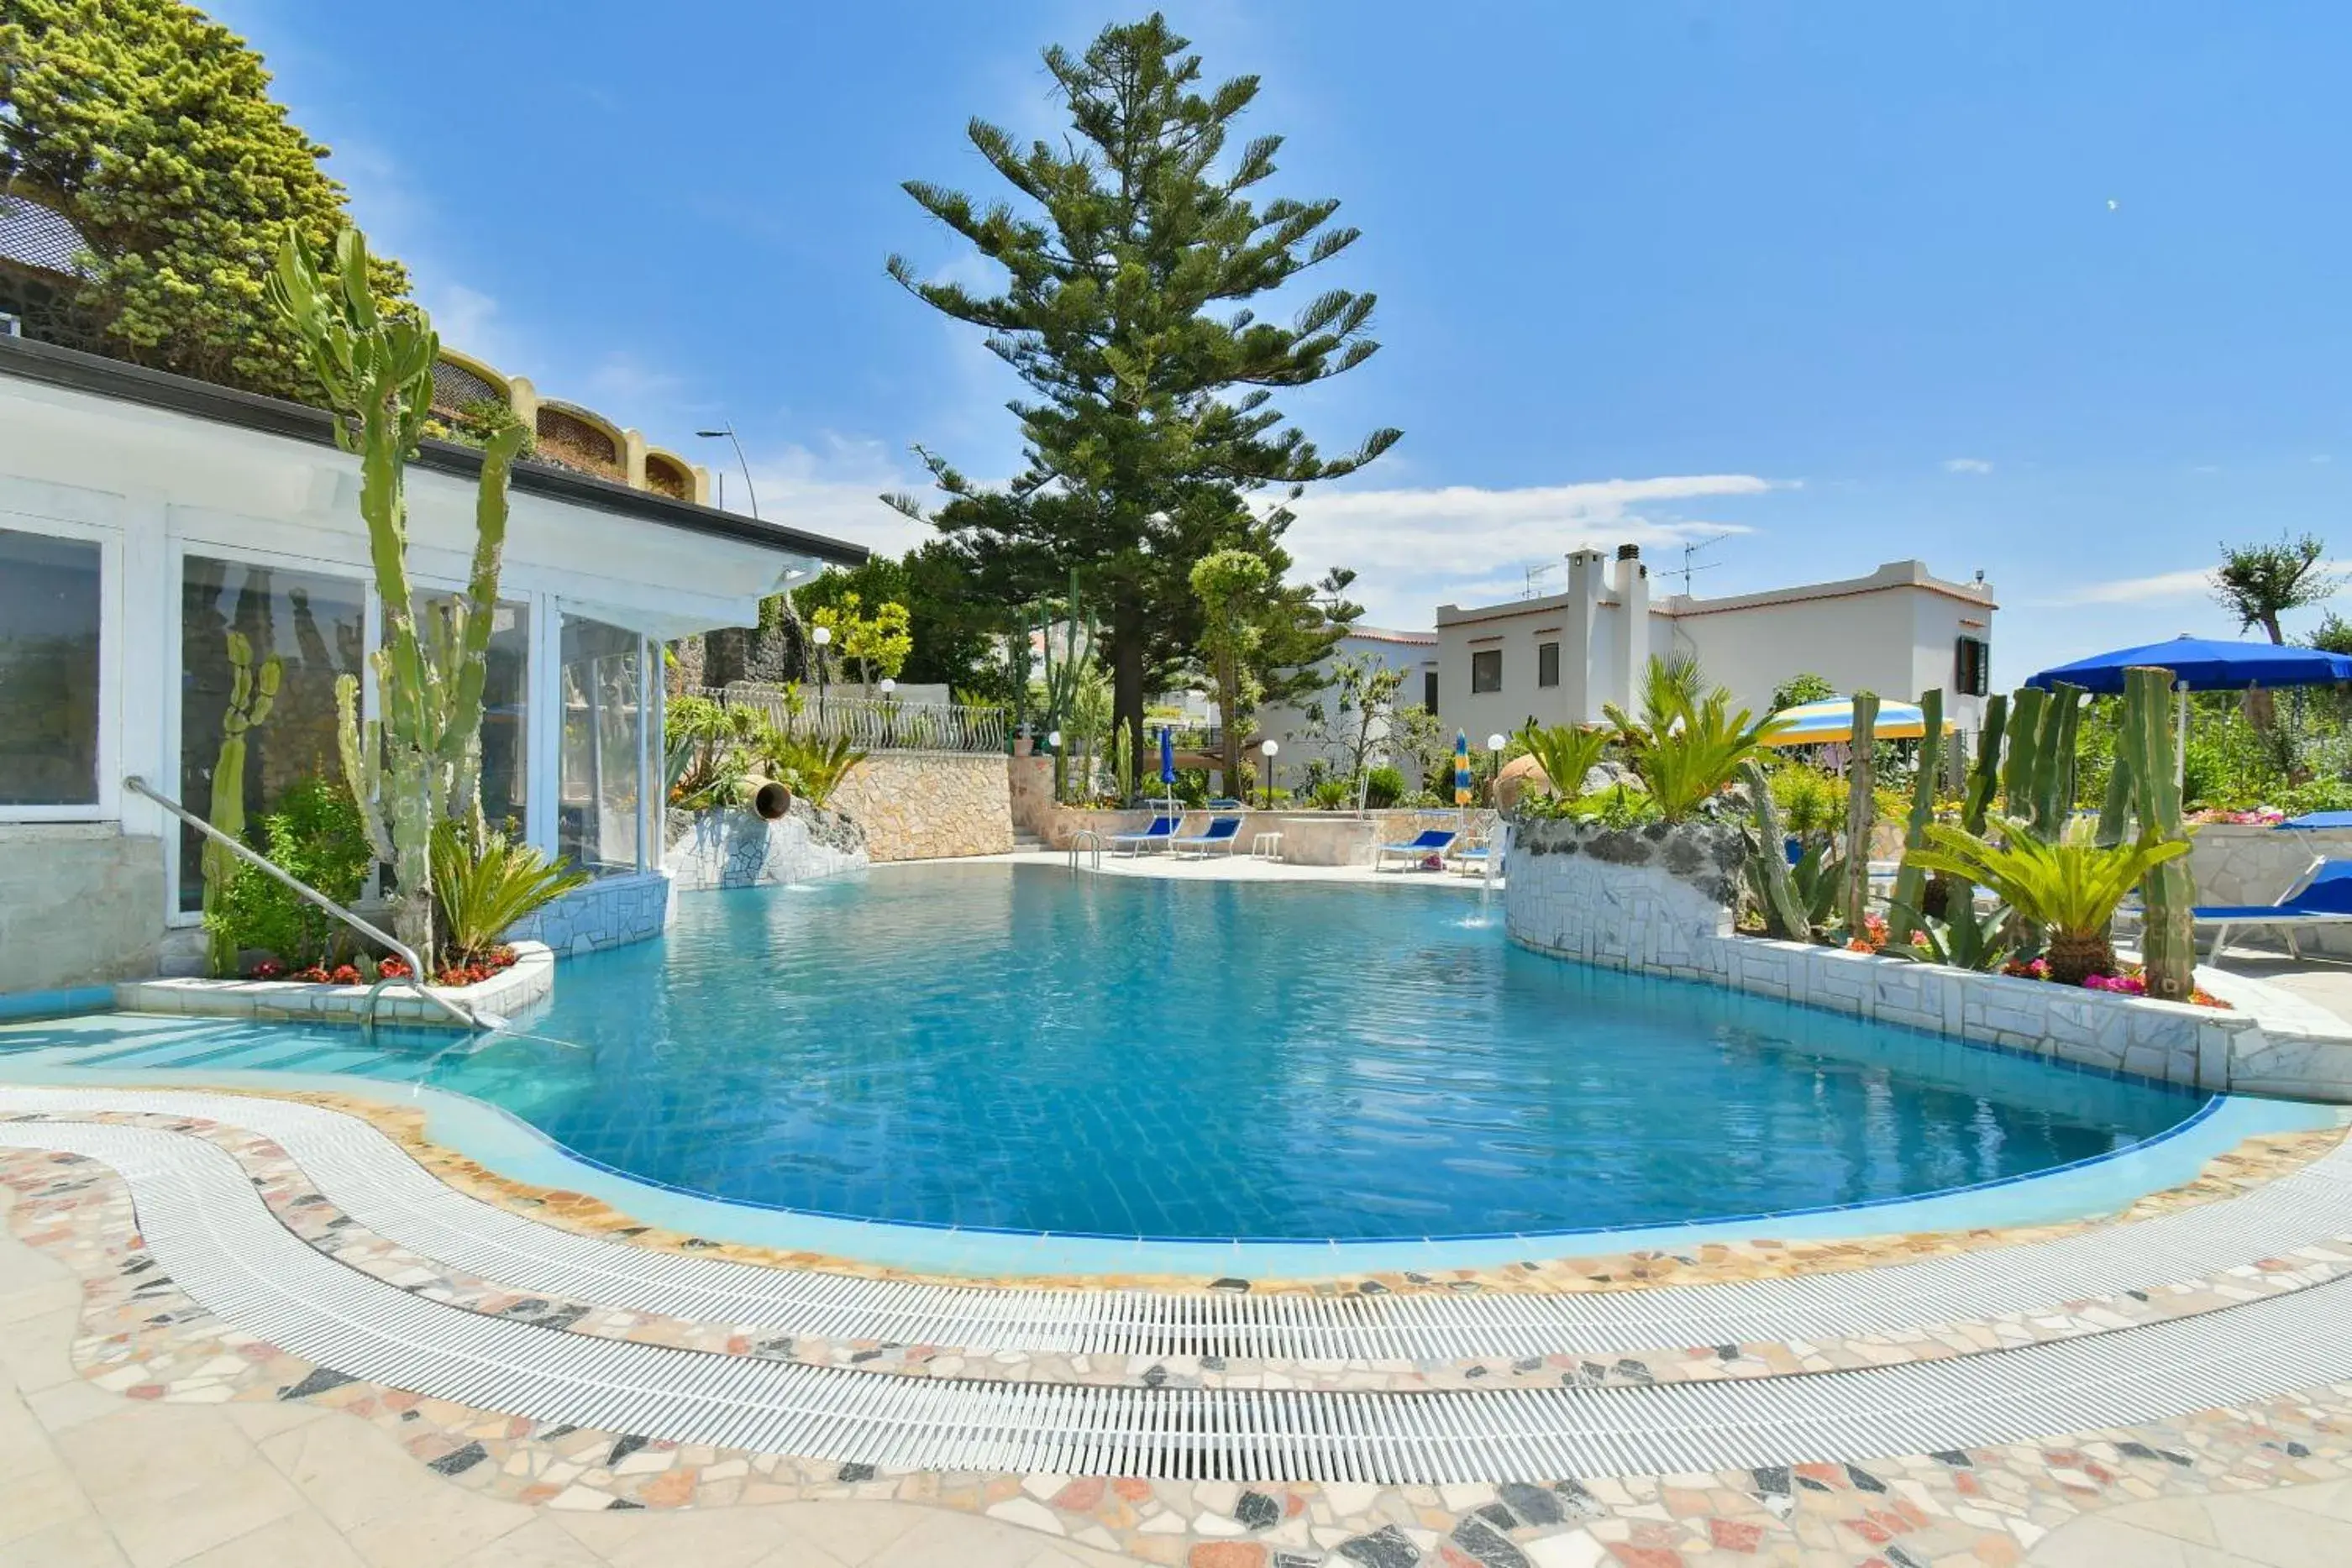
[0, 335, 869, 566]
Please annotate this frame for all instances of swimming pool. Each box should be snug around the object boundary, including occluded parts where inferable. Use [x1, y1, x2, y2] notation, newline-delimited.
[6, 864, 2214, 1243]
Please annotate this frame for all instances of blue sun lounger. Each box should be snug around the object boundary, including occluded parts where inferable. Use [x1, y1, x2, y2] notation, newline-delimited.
[1376, 827, 1457, 871]
[2193, 857, 2352, 962]
[1106, 815, 1179, 855]
[1171, 815, 1243, 857]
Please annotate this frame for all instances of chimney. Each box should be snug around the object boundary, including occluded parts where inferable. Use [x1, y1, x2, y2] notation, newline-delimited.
[1562, 550, 1604, 719]
[1610, 543, 1650, 712]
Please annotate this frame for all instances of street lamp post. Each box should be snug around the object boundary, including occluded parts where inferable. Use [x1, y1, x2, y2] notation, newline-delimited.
[695, 426, 759, 519]
[1261, 738, 1279, 805]
[879, 677, 897, 747]
[810, 623, 832, 726]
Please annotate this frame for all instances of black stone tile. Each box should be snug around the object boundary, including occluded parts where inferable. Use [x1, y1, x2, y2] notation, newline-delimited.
[428, 1442, 486, 1476]
[1498, 1481, 1563, 1526]
[1235, 1490, 1280, 1530]
[1337, 1523, 1422, 1567]
[1452, 1516, 1531, 1568]
[278, 1368, 356, 1402]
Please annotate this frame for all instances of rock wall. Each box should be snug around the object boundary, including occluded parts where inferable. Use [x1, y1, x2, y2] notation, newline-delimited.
[0, 824, 165, 996]
[829, 752, 1013, 862]
[1502, 816, 2352, 1101]
[665, 800, 868, 890]
[504, 869, 673, 957]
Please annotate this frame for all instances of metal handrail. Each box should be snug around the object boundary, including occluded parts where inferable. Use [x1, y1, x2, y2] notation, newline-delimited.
[1067, 826, 1104, 873]
[123, 776, 481, 1030]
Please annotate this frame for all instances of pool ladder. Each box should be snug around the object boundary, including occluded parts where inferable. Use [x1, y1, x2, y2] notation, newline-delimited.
[1067, 827, 1105, 873]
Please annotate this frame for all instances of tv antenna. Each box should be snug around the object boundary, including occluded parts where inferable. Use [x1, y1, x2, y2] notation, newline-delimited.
[1670, 533, 1732, 595]
[1521, 562, 1558, 598]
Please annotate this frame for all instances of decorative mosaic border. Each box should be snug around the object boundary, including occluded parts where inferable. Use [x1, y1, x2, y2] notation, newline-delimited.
[271, 1085, 2349, 1298]
[12, 1105, 2352, 1402]
[13, 1141, 2352, 1567]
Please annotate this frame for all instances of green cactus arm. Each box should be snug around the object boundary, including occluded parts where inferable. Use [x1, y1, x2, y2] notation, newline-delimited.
[438, 423, 524, 769]
[333, 674, 394, 864]
[1962, 694, 2008, 836]
[2040, 684, 2083, 832]
[2125, 665, 2197, 1001]
[1741, 760, 1814, 941]
[1886, 688, 1943, 943]
[1840, 691, 1880, 936]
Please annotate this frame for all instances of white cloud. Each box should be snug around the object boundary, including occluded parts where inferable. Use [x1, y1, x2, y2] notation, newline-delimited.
[731, 437, 937, 560]
[1941, 457, 1994, 475]
[2038, 566, 2215, 606]
[1276, 474, 1781, 630]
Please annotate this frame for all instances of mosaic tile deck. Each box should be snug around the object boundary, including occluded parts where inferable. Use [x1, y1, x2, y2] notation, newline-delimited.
[10, 1137, 2352, 1566]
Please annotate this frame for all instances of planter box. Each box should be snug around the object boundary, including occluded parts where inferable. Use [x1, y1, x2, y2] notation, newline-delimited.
[1502, 821, 2352, 1101]
[113, 941, 554, 1028]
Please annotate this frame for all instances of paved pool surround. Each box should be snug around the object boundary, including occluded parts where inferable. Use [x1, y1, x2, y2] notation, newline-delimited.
[1502, 816, 2352, 1102]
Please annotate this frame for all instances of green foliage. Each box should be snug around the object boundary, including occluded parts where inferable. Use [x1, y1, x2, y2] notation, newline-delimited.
[1888, 896, 2016, 973]
[202, 778, 374, 973]
[1306, 778, 1354, 810]
[1886, 688, 1945, 946]
[884, 13, 1395, 766]
[1362, 764, 1405, 810]
[429, 822, 590, 966]
[752, 730, 866, 808]
[1640, 652, 1708, 734]
[435, 398, 535, 458]
[1297, 652, 1406, 784]
[201, 628, 281, 974]
[1516, 721, 1611, 802]
[664, 694, 759, 810]
[790, 546, 1006, 693]
[1607, 672, 1788, 822]
[1524, 784, 1660, 828]
[1770, 672, 1836, 711]
[0, 0, 410, 398]
[1768, 764, 1843, 839]
[806, 590, 913, 691]
[1901, 816, 2192, 984]
[2213, 532, 2344, 642]
[1190, 548, 1275, 783]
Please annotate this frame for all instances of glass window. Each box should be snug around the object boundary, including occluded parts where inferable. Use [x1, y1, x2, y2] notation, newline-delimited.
[559, 614, 643, 874]
[410, 595, 530, 836]
[0, 527, 102, 807]
[1422, 669, 1438, 714]
[1470, 648, 1502, 694]
[1537, 641, 1561, 688]
[179, 556, 366, 910]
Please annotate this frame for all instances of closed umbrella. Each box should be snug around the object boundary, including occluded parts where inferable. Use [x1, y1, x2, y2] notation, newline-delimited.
[1453, 730, 1472, 811]
[1158, 725, 1176, 818]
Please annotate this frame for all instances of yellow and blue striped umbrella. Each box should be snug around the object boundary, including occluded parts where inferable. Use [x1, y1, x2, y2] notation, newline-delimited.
[1453, 730, 1472, 805]
[1761, 697, 1949, 747]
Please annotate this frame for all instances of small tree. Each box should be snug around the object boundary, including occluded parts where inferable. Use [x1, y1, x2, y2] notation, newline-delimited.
[1190, 549, 1275, 789]
[807, 592, 913, 695]
[1299, 652, 1404, 785]
[2214, 532, 2342, 643]
[1771, 672, 1836, 711]
[1, 0, 410, 398]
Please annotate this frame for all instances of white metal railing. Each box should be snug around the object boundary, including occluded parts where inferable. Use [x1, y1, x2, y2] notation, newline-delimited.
[697, 684, 1009, 754]
[124, 776, 483, 1030]
[1067, 826, 1104, 873]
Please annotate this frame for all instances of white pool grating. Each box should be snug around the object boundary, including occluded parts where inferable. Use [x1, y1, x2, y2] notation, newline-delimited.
[2, 1087, 2345, 1363]
[8, 1116, 2352, 1482]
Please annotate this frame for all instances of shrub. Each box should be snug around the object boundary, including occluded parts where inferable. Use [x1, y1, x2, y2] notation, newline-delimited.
[1307, 778, 1354, 810]
[1516, 721, 1611, 802]
[1362, 764, 1405, 809]
[203, 778, 372, 973]
[1607, 689, 1789, 821]
[753, 729, 867, 807]
[429, 823, 591, 964]
[1902, 816, 2190, 984]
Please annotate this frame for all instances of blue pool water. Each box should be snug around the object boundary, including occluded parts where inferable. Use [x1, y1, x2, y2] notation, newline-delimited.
[8, 865, 2204, 1240]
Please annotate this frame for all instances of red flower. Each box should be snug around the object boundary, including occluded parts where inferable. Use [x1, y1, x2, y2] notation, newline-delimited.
[375, 957, 412, 980]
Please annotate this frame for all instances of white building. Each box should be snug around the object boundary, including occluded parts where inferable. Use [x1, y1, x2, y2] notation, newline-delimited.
[1434, 546, 1996, 742]
[1255, 626, 1440, 778]
[0, 336, 865, 1000]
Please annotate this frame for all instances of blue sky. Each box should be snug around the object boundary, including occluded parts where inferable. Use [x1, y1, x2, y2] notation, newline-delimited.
[210, 1, 2349, 685]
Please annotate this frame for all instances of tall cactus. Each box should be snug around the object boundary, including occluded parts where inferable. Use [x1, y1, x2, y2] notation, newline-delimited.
[2125, 666, 2196, 1000]
[1035, 570, 1092, 803]
[271, 228, 526, 961]
[1961, 692, 2008, 837]
[1841, 690, 1880, 938]
[202, 630, 283, 975]
[1885, 688, 1944, 945]
[1741, 760, 1811, 940]
[2001, 683, 2085, 837]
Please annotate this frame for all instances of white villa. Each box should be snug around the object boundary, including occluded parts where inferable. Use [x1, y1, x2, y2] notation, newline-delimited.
[1434, 546, 1997, 743]
[0, 335, 865, 1000]
[1255, 625, 1440, 777]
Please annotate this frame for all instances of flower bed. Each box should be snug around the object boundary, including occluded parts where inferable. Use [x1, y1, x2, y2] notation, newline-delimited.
[243, 946, 519, 990]
[115, 942, 554, 1028]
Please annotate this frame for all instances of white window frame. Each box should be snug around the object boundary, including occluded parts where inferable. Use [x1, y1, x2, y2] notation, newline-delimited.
[0, 510, 120, 824]
[165, 540, 377, 925]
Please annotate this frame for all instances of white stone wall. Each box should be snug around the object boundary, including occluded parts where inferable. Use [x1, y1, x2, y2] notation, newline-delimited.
[504, 871, 672, 957]
[664, 802, 868, 890]
[1504, 821, 2352, 1101]
[113, 941, 553, 1027]
[0, 824, 165, 996]
[828, 753, 1014, 862]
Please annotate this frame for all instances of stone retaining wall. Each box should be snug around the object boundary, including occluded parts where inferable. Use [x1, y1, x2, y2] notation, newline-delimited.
[664, 801, 867, 890]
[1503, 816, 2352, 1101]
[1040, 804, 1482, 866]
[504, 871, 671, 957]
[0, 824, 165, 995]
[829, 752, 1012, 862]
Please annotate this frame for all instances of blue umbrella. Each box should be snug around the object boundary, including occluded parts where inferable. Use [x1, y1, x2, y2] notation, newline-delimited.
[2026, 633, 2352, 784]
[2026, 634, 2352, 695]
[1158, 725, 1176, 785]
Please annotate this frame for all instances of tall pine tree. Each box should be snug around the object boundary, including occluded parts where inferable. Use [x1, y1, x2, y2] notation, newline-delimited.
[885, 13, 1397, 763]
